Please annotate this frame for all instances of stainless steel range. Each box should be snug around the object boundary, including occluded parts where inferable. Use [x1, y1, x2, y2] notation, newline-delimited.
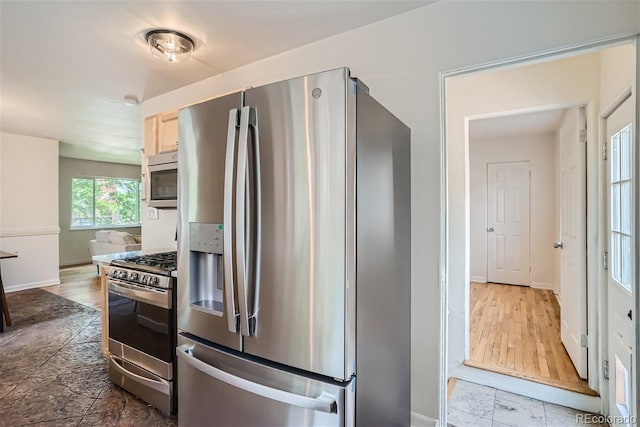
[107, 251, 177, 415]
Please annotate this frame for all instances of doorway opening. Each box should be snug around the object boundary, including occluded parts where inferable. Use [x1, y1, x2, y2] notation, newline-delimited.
[444, 39, 637, 415]
[465, 105, 592, 396]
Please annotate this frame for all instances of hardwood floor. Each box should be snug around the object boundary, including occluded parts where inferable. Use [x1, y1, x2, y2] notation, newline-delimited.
[39, 269, 596, 395]
[467, 282, 595, 396]
[42, 264, 102, 311]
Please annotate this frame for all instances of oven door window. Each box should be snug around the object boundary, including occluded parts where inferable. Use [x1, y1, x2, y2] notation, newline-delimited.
[109, 292, 173, 363]
[150, 169, 177, 200]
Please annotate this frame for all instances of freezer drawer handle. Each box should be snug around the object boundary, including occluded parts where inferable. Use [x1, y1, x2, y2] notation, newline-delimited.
[177, 345, 337, 413]
[109, 355, 170, 395]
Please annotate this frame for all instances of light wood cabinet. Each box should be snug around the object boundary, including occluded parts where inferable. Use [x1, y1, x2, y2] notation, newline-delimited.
[143, 110, 179, 206]
[144, 115, 158, 157]
[144, 110, 178, 156]
[157, 111, 179, 153]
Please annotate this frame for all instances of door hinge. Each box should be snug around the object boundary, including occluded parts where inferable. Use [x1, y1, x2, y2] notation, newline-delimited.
[603, 251, 608, 270]
[579, 129, 587, 143]
[603, 360, 609, 380]
[603, 141, 608, 160]
[581, 334, 588, 348]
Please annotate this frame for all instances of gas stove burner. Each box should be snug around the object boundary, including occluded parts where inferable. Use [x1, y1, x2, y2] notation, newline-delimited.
[111, 251, 177, 275]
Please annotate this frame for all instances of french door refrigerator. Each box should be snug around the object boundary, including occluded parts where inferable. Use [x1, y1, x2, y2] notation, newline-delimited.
[176, 68, 411, 426]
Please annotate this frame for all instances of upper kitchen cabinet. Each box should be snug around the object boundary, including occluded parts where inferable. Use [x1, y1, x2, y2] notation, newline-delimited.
[144, 110, 179, 156]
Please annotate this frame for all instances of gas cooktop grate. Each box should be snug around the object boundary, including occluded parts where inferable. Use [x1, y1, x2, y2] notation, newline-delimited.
[111, 251, 177, 274]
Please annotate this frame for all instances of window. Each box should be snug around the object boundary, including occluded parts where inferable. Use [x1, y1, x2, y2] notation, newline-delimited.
[71, 177, 141, 228]
[610, 123, 633, 290]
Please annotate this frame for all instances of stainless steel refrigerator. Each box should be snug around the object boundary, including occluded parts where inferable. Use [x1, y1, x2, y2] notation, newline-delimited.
[176, 67, 411, 426]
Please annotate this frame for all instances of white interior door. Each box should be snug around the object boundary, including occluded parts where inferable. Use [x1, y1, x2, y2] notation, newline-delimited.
[606, 95, 635, 426]
[557, 106, 588, 379]
[486, 161, 530, 286]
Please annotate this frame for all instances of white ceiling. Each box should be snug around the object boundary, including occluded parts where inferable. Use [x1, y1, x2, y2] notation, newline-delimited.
[0, 1, 432, 165]
[469, 108, 568, 141]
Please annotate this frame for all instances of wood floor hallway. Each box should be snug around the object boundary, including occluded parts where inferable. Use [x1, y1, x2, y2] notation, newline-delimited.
[466, 282, 595, 396]
[43, 264, 102, 311]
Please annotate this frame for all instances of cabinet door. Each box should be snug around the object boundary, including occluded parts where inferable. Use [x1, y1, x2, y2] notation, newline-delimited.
[144, 116, 158, 156]
[158, 111, 179, 153]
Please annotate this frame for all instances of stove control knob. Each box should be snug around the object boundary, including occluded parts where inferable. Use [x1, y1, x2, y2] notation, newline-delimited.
[141, 275, 149, 285]
[117, 270, 126, 279]
[128, 272, 139, 281]
[148, 276, 158, 286]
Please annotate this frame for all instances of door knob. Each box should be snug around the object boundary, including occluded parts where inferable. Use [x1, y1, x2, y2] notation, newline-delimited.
[553, 241, 564, 249]
[628, 310, 632, 321]
[487, 227, 495, 232]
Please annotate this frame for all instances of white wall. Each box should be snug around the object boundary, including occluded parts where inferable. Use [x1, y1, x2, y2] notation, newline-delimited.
[58, 157, 142, 266]
[469, 133, 557, 289]
[141, 207, 177, 252]
[600, 44, 636, 111]
[0, 132, 60, 291]
[141, 2, 639, 423]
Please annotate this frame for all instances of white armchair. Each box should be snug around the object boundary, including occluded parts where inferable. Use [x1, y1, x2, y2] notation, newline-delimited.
[89, 230, 141, 272]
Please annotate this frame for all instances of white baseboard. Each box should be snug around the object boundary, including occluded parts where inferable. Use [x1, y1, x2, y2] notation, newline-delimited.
[59, 258, 92, 267]
[470, 275, 487, 283]
[411, 411, 439, 427]
[449, 364, 601, 413]
[530, 281, 557, 291]
[5, 279, 61, 293]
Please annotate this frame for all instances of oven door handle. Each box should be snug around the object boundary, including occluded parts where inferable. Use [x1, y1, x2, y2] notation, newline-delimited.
[108, 281, 171, 309]
[109, 355, 170, 394]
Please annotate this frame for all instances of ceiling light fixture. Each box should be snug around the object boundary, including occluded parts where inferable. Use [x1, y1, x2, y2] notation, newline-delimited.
[145, 29, 194, 63]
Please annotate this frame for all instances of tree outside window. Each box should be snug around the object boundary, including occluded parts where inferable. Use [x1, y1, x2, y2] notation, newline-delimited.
[71, 177, 141, 228]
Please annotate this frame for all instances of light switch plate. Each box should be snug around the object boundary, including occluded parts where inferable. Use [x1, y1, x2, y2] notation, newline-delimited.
[148, 207, 159, 220]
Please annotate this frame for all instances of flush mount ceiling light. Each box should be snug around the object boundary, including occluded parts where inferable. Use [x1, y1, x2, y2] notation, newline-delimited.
[145, 29, 194, 63]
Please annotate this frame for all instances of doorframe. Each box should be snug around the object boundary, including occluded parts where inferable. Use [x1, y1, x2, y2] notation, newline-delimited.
[439, 35, 639, 425]
[635, 35, 639, 424]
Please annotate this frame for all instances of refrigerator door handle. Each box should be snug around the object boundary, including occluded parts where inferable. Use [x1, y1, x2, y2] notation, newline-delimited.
[177, 345, 337, 413]
[224, 108, 240, 333]
[236, 106, 252, 336]
[248, 106, 261, 335]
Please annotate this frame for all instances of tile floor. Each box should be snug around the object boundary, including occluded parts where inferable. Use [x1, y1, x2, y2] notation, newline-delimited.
[0, 288, 176, 426]
[448, 379, 609, 427]
[2, 287, 611, 427]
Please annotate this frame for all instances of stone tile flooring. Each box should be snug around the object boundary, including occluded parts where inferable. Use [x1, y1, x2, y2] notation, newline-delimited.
[448, 380, 609, 427]
[0, 289, 176, 426]
[3, 287, 613, 427]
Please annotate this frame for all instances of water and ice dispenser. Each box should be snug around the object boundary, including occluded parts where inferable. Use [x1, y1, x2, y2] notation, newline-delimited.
[189, 223, 224, 315]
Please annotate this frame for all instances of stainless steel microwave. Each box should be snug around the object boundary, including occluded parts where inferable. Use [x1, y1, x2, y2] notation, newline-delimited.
[147, 151, 177, 208]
